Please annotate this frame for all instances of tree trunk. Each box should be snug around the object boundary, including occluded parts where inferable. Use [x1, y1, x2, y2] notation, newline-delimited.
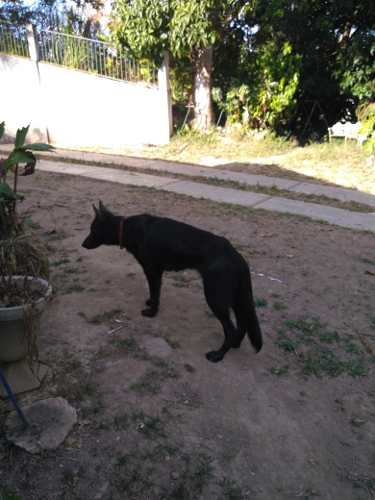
[193, 45, 214, 131]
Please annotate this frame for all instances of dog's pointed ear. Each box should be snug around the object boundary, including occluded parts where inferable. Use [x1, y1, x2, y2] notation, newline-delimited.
[92, 203, 99, 216]
[98, 200, 112, 217]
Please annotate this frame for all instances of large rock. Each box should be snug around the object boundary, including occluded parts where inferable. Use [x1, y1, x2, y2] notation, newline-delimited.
[140, 335, 173, 358]
[5, 397, 77, 454]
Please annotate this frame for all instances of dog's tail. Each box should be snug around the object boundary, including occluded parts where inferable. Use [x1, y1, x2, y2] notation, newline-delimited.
[246, 302, 263, 352]
[237, 262, 263, 353]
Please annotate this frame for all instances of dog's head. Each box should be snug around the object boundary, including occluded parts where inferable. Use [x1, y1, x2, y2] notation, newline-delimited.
[82, 201, 114, 249]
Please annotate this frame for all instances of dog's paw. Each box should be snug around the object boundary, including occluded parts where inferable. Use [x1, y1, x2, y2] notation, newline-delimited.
[145, 298, 152, 307]
[205, 350, 224, 363]
[141, 307, 157, 318]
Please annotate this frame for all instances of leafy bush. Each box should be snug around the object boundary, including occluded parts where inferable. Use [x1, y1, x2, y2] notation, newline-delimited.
[357, 103, 375, 137]
[357, 103, 375, 153]
[219, 42, 301, 131]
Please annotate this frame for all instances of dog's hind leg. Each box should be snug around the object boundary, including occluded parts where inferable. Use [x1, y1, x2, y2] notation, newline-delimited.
[203, 271, 240, 362]
[232, 302, 247, 348]
[205, 313, 238, 362]
[142, 267, 162, 317]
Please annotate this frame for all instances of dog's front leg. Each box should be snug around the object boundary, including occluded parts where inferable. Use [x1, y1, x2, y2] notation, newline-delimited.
[142, 268, 162, 317]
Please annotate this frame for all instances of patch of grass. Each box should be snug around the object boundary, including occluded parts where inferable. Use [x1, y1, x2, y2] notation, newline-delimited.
[112, 410, 166, 438]
[283, 318, 340, 344]
[68, 380, 98, 402]
[220, 478, 245, 500]
[115, 453, 154, 496]
[63, 267, 80, 274]
[64, 284, 85, 293]
[343, 338, 362, 354]
[50, 258, 70, 267]
[132, 411, 166, 439]
[0, 490, 22, 500]
[114, 447, 213, 499]
[255, 297, 268, 308]
[270, 365, 289, 376]
[302, 347, 347, 377]
[110, 336, 150, 360]
[275, 317, 369, 378]
[276, 335, 299, 353]
[109, 410, 217, 500]
[22, 216, 41, 230]
[165, 453, 213, 500]
[346, 472, 375, 496]
[153, 443, 178, 460]
[55, 358, 99, 403]
[130, 361, 179, 395]
[113, 413, 131, 431]
[273, 301, 288, 311]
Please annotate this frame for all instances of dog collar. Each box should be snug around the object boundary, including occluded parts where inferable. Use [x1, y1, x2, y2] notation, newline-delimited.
[119, 218, 125, 249]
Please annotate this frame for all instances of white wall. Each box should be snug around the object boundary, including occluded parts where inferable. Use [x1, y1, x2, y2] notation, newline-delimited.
[0, 55, 48, 142]
[0, 54, 171, 147]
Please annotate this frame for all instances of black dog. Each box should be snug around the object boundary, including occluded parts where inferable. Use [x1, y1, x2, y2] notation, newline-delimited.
[82, 202, 262, 362]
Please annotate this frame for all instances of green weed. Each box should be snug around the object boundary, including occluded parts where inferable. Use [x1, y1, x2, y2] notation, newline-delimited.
[275, 317, 369, 378]
[270, 365, 289, 376]
[0, 491, 22, 500]
[255, 297, 268, 308]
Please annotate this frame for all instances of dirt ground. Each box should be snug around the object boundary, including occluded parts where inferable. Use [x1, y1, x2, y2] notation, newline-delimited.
[1, 170, 375, 500]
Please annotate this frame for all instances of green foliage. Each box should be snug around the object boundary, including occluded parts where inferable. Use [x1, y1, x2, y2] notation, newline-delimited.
[0, 489, 22, 500]
[170, 0, 218, 57]
[0, 122, 53, 239]
[357, 103, 375, 138]
[221, 42, 300, 129]
[338, 33, 375, 102]
[112, 0, 239, 61]
[169, 57, 192, 103]
[112, 0, 248, 129]
[114, 0, 373, 137]
[357, 103, 375, 153]
[112, 0, 170, 64]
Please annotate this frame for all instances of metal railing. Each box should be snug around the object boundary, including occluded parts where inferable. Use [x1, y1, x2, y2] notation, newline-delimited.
[0, 22, 29, 58]
[37, 30, 157, 83]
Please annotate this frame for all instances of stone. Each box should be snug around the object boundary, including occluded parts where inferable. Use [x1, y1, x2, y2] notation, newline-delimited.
[5, 397, 77, 454]
[0, 361, 50, 398]
[140, 335, 173, 358]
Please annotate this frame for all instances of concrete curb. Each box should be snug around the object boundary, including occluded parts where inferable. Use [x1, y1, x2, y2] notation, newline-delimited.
[36, 160, 375, 233]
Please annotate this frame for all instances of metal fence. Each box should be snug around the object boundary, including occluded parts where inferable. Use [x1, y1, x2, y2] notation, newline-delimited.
[0, 22, 157, 83]
[37, 30, 157, 83]
[0, 22, 29, 58]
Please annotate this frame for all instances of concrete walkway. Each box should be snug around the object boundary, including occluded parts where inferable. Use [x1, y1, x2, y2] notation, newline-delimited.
[1, 144, 375, 207]
[36, 159, 375, 233]
[1, 144, 374, 231]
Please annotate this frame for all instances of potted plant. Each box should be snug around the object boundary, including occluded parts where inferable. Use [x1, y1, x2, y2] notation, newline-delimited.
[0, 122, 54, 396]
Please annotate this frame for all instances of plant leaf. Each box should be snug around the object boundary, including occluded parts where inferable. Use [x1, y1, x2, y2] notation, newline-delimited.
[0, 182, 17, 201]
[4, 149, 36, 168]
[15, 125, 30, 148]
[0, 122, 4, 141]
